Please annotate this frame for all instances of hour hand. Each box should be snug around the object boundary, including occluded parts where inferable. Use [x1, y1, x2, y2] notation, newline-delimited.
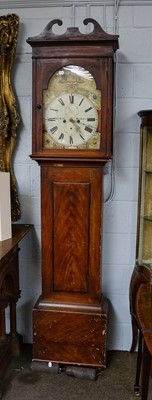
[69, 118, 81, 132]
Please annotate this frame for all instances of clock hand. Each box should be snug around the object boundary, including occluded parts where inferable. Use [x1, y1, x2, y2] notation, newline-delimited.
[69, 118, 81, 133]
[45, 117, 63, 120]
[69, 118, 75, 123]
[69, 117, 96, 128]
[78, 120, 96, 128]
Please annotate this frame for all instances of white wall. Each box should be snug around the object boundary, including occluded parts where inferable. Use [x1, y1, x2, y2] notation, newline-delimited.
[2, 0, 152, 349]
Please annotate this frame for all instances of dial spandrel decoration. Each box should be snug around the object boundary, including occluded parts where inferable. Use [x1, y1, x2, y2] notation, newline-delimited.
[43, 65, 101, 149]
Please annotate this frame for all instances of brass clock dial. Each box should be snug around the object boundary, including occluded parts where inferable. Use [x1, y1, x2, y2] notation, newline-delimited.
[43, 65, 101, 150]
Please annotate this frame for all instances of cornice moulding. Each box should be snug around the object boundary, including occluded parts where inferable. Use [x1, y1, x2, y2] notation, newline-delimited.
[0, 1, 151, 9]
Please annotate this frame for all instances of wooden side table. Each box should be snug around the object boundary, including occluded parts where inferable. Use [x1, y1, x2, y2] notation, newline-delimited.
[0, 224, 32, 376]
[134, 283, 152, 400]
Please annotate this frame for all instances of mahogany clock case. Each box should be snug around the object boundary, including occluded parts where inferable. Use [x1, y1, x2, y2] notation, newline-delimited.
[27, 19, 119, 369]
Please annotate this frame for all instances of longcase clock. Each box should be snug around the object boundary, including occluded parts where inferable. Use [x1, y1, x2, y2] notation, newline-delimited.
[27, 19, 118, 370]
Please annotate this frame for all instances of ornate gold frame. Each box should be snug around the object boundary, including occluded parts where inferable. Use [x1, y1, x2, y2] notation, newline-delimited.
[0, 14, 20, 221]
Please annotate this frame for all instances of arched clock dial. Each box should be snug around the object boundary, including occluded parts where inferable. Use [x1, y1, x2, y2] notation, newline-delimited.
[44, 92, 98, 147]
[43, 64, 101, 150]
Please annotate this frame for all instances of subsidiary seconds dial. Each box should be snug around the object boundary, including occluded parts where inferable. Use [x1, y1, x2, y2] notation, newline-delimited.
[44, 92, 98, 147]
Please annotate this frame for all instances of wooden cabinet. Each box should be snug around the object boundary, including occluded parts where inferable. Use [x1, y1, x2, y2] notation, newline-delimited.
[130, 110, 152, 351]
[27, 19, 118, 370]
[136, 110, 152, 274]
[130, 110, 152, 396]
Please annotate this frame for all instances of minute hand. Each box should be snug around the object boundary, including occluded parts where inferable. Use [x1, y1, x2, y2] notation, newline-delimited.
[76, 121, 96, 129]
[76, 118, 97, 126]
[69, 118, 81, 132]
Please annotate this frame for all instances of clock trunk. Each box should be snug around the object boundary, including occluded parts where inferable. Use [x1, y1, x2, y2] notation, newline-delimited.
[33, 164, 107, 368]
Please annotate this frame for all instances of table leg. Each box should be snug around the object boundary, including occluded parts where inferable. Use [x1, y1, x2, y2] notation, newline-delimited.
[134, 329, 142, 396]
[130, 316, 138, 353]
[0, 305, 7, 343]
[10, 301, 22, 355]
[141, 339, 151, 400]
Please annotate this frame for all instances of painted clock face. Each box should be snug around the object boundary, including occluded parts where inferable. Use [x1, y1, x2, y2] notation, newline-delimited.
[43, 65, 101, 149]
[45, 92, 98, 147]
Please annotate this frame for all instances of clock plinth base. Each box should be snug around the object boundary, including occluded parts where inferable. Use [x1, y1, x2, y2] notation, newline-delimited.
[32, 296, 108, 369]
